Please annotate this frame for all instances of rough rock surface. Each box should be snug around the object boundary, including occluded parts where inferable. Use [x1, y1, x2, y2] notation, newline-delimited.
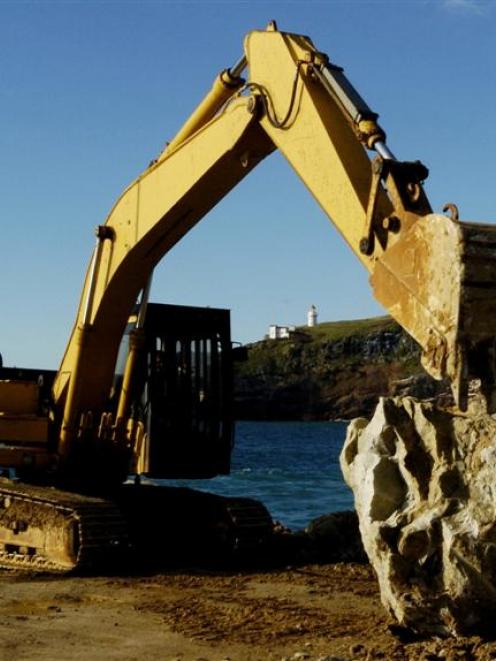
[340, 395, 496, 636]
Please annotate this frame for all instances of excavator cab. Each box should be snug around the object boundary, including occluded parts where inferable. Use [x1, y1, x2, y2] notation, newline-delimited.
[118, 303, 234, 480]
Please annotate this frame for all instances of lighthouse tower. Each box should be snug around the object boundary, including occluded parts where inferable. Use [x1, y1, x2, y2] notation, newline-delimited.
[307, 304, 318, 328]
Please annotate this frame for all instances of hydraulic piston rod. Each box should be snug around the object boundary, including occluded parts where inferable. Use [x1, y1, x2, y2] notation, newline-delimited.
[229, 54, 247, 79]
[374, 141, 396, 161]
[314, 62, 390, 153]
[161, 54, 247, 158]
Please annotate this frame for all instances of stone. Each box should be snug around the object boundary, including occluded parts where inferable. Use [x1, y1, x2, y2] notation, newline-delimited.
[349, 643, 367, 657]
[340, 395, 496, 636]
[304, 510, 366, 562]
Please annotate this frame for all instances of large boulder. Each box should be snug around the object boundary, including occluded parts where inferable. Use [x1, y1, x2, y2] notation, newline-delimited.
[340, 396, 496, 636]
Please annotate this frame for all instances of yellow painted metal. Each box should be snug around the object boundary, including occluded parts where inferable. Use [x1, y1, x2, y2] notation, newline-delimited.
[0, 381, 39, 415]
[159, 69, 245, 158]
[115, 329, 144, 426]
[244, 29, 394, 268]
[58, 323, 91, 459]
[52, 95, 275, 425]
[0, 446, 53, 470]
[0, 414, 48, 444]
[130, 420, 147, 474]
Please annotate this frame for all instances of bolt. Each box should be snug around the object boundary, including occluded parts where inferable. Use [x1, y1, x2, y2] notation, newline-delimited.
[359, 236, 374, 256]
[406, 181, 421, 203]
[240, 152, 250, 168]
[95, 225, 115, 241]
[382, 216, 401, 233]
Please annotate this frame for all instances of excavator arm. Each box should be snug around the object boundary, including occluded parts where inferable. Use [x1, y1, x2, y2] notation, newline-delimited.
[244, 26, 496, 411]
[52, 22, 496, 463]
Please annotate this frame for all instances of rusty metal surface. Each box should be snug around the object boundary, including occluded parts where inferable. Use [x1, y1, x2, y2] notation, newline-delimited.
[371, 213, 496, 411]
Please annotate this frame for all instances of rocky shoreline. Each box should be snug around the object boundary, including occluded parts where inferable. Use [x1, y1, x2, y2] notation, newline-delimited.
[234, 317, 451, 421]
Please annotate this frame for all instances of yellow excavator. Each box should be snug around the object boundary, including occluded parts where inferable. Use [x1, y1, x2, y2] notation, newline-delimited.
[1, 21, 496, 571]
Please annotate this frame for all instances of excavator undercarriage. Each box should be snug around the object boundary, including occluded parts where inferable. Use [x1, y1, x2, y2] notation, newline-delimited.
[0, 480, 273, 572]
[0, 481, 128, 572]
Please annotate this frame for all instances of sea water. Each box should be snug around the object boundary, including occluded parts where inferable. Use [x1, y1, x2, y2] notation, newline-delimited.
[167, 421, 354, 531]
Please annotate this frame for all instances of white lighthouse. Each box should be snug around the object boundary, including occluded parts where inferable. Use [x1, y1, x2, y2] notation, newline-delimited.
[307, 304, 318, 328]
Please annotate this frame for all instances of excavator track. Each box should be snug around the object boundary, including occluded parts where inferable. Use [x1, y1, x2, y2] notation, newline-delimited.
[0, 481, 274, 573]
[223, 497, 274, 551]
[0, 481, 129, 572]
[115, 485, 274, 563]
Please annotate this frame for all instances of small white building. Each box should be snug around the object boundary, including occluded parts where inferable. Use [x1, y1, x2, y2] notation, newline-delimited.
[307, 305, 318, 327]
[269, 324, 296, 340]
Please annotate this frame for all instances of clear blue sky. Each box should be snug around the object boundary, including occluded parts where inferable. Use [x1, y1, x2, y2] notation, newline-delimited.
[1, 0, 494, 369]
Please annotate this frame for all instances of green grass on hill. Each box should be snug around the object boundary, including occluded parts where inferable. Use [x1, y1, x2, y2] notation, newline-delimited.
[239, 315, 409, 379]
[294, 315, 398, 343]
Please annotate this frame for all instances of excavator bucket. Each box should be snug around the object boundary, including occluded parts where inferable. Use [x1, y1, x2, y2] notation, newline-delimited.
[370, 213, 496, 412]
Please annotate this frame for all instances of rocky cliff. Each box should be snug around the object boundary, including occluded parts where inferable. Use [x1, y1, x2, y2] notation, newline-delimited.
[234, 316, 450, 420]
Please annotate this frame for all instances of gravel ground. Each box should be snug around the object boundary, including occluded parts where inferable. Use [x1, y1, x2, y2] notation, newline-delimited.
[1, 562, 496, 660]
